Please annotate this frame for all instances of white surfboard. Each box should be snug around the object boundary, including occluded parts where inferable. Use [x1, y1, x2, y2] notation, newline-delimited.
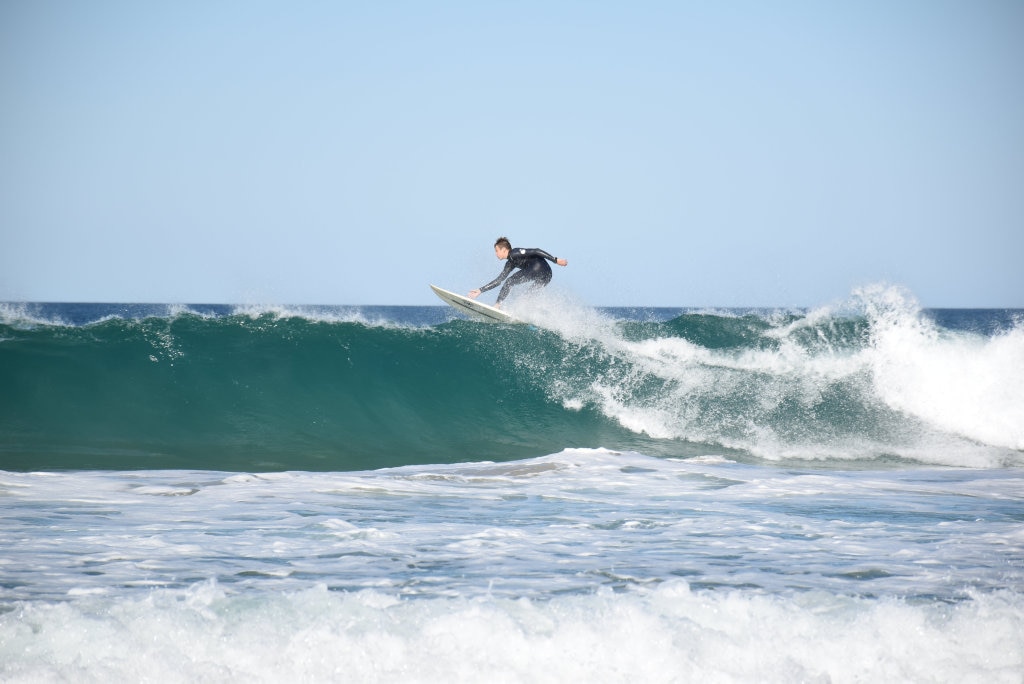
[430, 285, 519, 324]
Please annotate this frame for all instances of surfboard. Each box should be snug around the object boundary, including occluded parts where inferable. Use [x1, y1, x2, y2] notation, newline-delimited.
[430, 285, 519, 324]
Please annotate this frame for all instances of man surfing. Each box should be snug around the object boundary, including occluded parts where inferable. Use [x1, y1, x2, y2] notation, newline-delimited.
[468, 237, 568, 308]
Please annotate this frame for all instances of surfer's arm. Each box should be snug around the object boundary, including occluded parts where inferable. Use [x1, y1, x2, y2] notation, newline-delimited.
[476, 261, 514, 294]
[524, 248, 568, 267]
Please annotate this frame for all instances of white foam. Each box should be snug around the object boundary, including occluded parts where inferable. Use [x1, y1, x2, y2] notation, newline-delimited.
[522, 284, 1023, 466]
[3, 456, 1022, 680]
[860, 286, 1024, 452]
[1, 581, 1020, 683]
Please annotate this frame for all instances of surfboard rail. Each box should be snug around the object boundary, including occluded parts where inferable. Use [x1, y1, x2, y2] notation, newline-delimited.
[430, 285, 519, 324]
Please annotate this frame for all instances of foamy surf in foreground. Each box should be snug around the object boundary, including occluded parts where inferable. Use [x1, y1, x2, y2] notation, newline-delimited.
[2, 449, 1022, 681]
[4, 580, 1021, 683]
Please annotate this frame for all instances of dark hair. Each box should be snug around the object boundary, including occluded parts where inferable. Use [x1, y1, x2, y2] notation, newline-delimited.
[494, 236, 511, 251]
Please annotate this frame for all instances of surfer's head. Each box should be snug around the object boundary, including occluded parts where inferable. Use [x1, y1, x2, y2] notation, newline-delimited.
[494, 236, 511, 260]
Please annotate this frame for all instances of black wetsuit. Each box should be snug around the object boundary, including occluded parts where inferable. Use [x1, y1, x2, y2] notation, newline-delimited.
[478, 247, 558, 305]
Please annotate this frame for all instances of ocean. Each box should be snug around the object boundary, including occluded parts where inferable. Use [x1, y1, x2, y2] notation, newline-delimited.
[1, 285, 1022, 682]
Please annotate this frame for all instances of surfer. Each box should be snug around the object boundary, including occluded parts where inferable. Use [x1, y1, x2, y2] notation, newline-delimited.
[468, 237, 568, 308]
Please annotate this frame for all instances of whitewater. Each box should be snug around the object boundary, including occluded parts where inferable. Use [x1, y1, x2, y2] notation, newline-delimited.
[1, 285, 1022, 682]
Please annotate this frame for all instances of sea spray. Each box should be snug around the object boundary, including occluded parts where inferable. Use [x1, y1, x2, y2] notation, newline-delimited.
[858, 285, 1024, 452]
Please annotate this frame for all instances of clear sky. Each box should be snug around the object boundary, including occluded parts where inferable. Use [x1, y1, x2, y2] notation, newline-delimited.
[2, 1, 1022, 307]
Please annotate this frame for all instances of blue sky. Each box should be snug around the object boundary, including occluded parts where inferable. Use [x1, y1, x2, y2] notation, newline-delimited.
[2, 1, 1022, 307]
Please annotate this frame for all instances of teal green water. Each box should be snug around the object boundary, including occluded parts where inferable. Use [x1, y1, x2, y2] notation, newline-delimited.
[2, 304, 1021, 471]
[1, 313, 652, 470]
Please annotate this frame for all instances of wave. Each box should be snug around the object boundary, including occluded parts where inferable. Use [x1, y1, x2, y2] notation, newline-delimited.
[507, 286, 1023, 466]
[4, 580, 1021, 683]
[1, 286, 1021, 470]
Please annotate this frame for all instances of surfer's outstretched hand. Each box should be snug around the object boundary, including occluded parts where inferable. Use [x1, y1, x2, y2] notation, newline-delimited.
[556, 258, 568, 266]
[468, 289, 481, 299]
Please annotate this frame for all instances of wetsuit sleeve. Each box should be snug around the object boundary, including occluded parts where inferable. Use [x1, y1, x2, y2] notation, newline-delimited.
[521, 248, 558, 262]
[478, 260, 515, 293]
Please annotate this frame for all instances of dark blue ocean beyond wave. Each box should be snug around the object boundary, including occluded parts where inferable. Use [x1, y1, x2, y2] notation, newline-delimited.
[1, 295, 1022, 471]
[5, 301, 1021, 333]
